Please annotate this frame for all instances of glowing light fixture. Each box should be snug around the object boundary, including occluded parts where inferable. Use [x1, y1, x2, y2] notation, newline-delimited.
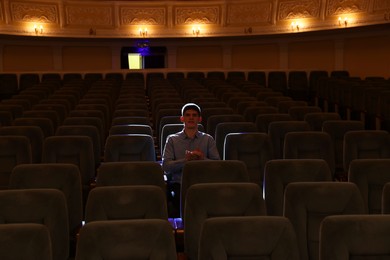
[338, 17, 348, 27]
[139, 28, 148, 37]
[34, 24, 43, 35]
[192, 26, 200, 36]
[291, 21, 300, 32]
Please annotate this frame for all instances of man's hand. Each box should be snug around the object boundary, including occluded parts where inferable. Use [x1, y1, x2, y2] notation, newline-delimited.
[185, 149, 205, 161]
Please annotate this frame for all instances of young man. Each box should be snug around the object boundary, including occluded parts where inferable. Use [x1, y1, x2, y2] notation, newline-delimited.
[162, 103, 220, 216]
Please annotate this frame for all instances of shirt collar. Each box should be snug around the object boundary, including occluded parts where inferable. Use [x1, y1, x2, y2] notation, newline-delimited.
[179, 129, 201, 139]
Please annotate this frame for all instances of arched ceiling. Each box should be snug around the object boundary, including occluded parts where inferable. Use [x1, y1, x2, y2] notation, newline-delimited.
[0, 0, 389, 38]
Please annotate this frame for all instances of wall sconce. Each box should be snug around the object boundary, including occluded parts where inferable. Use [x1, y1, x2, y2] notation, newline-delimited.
[139, 28, 147, 38]
[192, 26, 200, 36]
[34, 24, 43, 35]
[291, 21, 300, 32]
[338, 17, 348, 27]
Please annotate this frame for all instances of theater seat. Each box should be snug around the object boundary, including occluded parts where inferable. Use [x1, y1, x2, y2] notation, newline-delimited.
[199, 216, 300, 260]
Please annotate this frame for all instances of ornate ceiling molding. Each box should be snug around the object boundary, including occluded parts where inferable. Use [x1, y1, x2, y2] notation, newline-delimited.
[0, 0, 388, 38]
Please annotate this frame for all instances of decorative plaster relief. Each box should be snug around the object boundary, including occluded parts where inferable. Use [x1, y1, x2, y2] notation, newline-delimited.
[227, 2, 272, 25]
[65, 4, 113, 27]
[326, 0, 369, 16]
[373, 0, 390, 11]
[120, 7, 166, 25]
[10, 1, 58, 23]
[175, 6, 219, 25]
[278, 0, 321, 20]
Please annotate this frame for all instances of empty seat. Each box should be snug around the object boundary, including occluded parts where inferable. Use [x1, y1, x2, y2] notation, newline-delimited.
[288, 70, 309, 101]
[12, 117, 54, 138]
[109, 124, 153, 136]
[206, 114, 245, 137]
[288, 106, 322, 121]
[111, 116, 150, 126]
[96, 161, 165, 191]
[243, 106, 278, 122]
[223, 132, 273, 185]
[85, 185, 168, 223]
[284, 131, 336, 177]
[75, 219, 177, 260]
[348, 159, 390, 214]
[0, 223, 52, 260]
[264, 159, 332, 216]
[268, 121, 310, 159]
[199, 216, 300, 260]
[343, 130, 390, 173]
[42, 136, 95, 203]
[0, 136, 32, 189]
[214, 122, 258, 158]
[181, 160, 249, 218]
[284, 182, 365, 260]
[304, 112, 341, 131]
[0, 126, 44, 163]
[9, 163, 83, 252]
[0, 189, 69, 260]
[320, 215, 390, 260]
[255, 113, 293, 133]
[267, 71, 287, 94]
[104, 134, 156, 162]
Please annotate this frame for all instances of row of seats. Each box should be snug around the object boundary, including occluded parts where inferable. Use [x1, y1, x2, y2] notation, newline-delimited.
[3, 161, 390, 259]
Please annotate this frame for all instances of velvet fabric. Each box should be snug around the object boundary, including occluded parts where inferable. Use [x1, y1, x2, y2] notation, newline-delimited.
[85, 185, 168, 223]
[0, 223, 52, 260]
[287, 106, 322, 121]
[348, 159, 390, 214]
[104, 134, 156, 162]
[264, 159, 332, 216]
[320, 215, 390, 260]
[0, 125, 44, 163]
[283, 131, 335, 178]
[223, 132, 273, 185]
[12, 117, 54, 138]
[184, 183, 266, 260]
[255, 113, 292, 133]
[277, 100, 308, 113]
[96, 161, 166, 192]
[198, 216, 300, 260]
[343, 130, 390, 173]
[268, 121, 310, 159]
[42, 136, 95, 188]
[9, 163, 83, 236]
[181, 160, 250, 218]
[284, 182, 365, 260]
[109, 124, 153, 136]
[0, 189, 69, 260]
[23, 110, 60, 131]
[76, 219, 177, 260]
[322, 120, 365, 170]
[303, 112, 340, 131]
[0, 136, 32, 189]
[243, 106, 278, 123]
[382, 182, 390, 214]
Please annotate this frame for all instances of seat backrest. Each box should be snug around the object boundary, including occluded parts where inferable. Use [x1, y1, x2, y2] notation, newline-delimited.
[214, 122, 257, 158]
[304, 112, 341, 131]
[0, 189, 69, 260]
[184, 183, 266, 260]
[284, 131, 335, 177]
[277, 100, 308, 113]
[223, 132, 273, 185]
[206, 114, 245, 138]
[199, 216, 300, 260]
[10, 163, 83, 236]
[111, 116, 150, 126]
[23, 110, 60, 131]
[243, 106, 278, 122]
[75, 219, 177, 260]
[348, 159, 390, 214]
[96, 161, 165, 191]
[85, 186, 168, 222]
[284, 182, 365, 260]
[344, 130, 390, 172]
[320, 215, 390, 260]
[0, 125, 44, 163]
[264, 159, 332, 216]
[267, 71, 287, 94]
[0, 136, 32, 189]
[42, 136, 95, 187]
[104, 134, 156, 162]
[268, 121, 310, 159]
[12, 117, 54, 138]
[0, 223, 52, 260]
[201, 107, 235, 131]
[288, 106, 322, 121]
[322, 120, 364, 171]
[181, 160, 249, 217]
[255, 113, 292, 133]
[56, 125, 101, 167]
[109, 124, 153, 136]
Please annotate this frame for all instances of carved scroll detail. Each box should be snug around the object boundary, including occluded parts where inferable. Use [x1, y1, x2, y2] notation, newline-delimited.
[175, 6, 219, 25]
[326, 0, 369, 16]
[227, 2, 272, 24]
[120, 7, 166, 25]
[10, 1, 58, 23]
[278, 0, 321, 20]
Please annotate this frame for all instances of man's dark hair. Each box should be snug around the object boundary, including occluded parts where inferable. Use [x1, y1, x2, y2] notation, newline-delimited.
[181, 103, 201, 116]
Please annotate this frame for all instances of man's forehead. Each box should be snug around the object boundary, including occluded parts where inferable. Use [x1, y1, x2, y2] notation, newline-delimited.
[183, 109, 199, 115]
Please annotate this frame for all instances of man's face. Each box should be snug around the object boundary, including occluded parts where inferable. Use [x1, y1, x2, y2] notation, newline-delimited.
[181, 109, 202, 129]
